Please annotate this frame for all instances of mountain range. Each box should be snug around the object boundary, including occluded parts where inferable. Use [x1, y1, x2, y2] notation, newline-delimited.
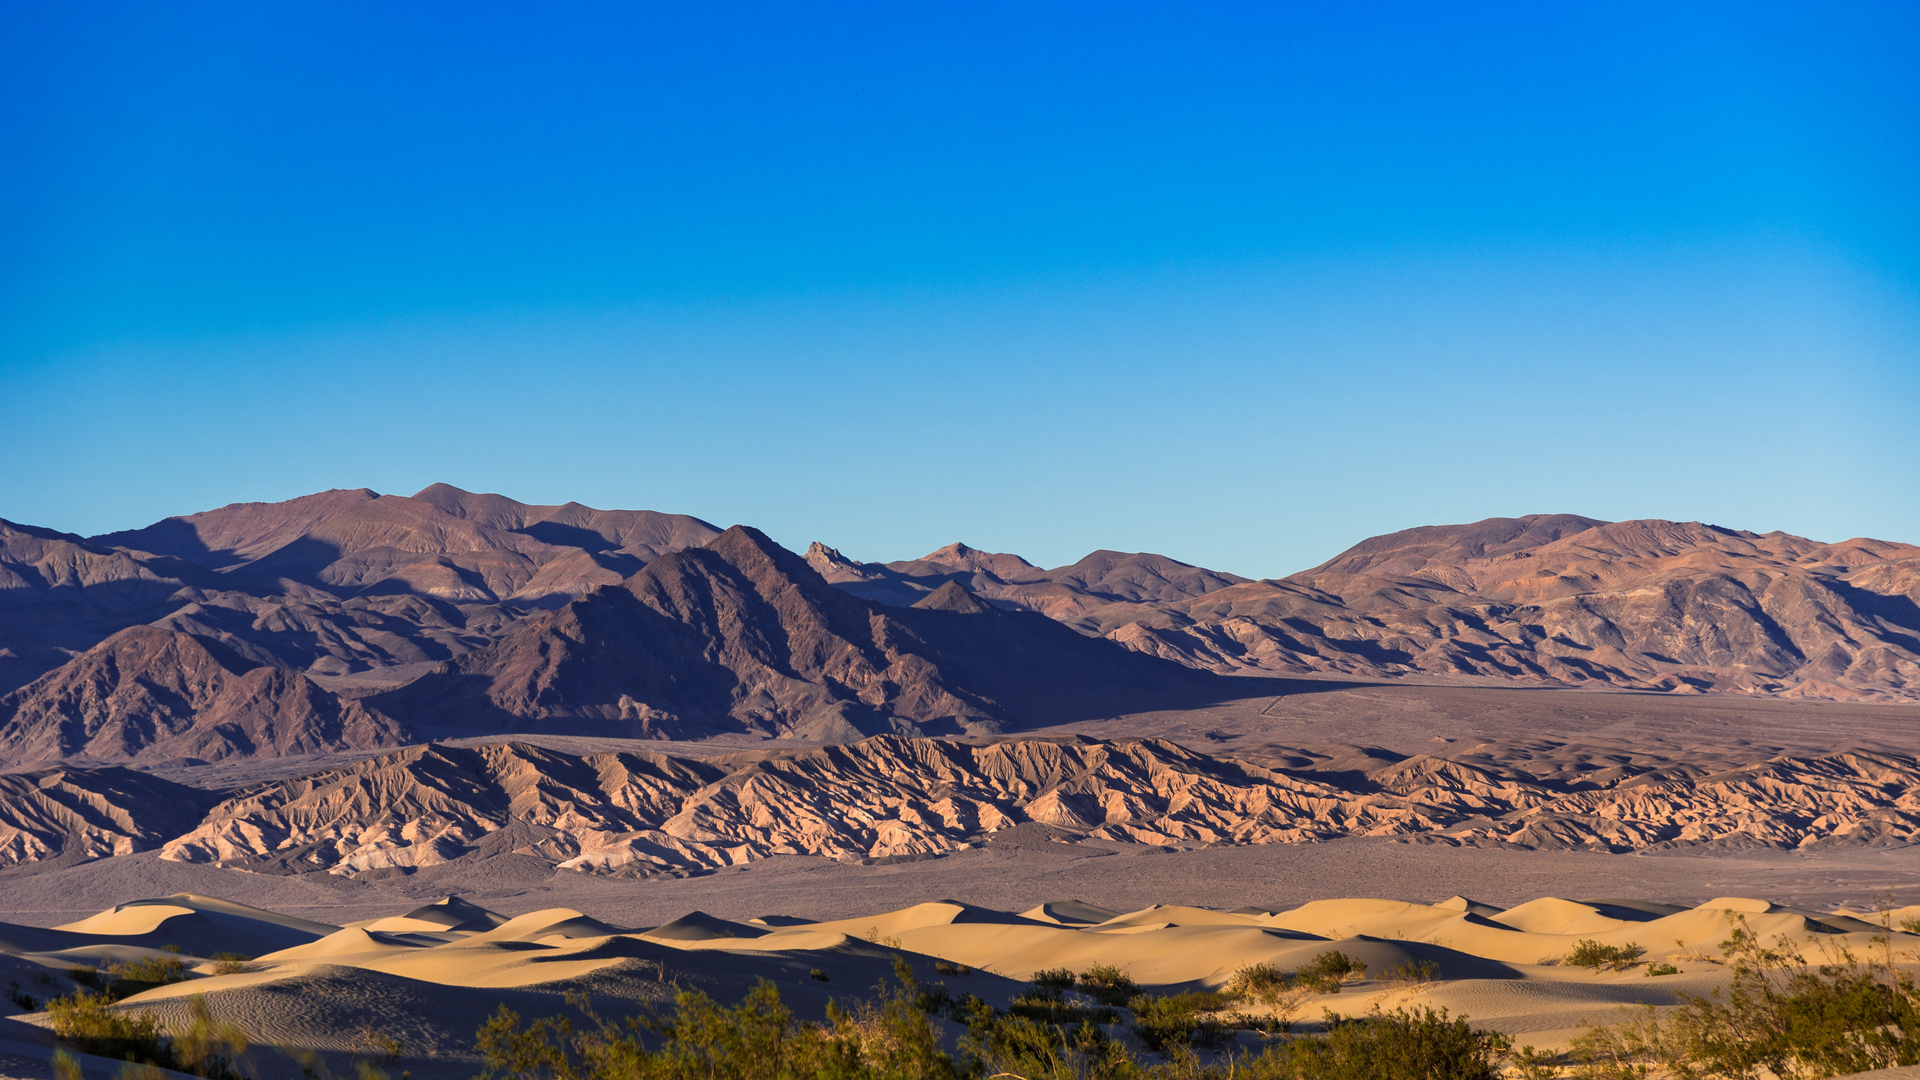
[2, 485, 1917, 767]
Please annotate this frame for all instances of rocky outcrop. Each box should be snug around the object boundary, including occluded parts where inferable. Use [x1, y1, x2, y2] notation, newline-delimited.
[109, 734, 1920, 877]
[0, 766, 219, 865]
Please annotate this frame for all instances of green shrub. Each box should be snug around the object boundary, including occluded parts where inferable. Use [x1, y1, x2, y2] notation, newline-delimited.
[1077, 964, 1139, 1007]
[46, 992, 246, 1079]
[1127, 990, 1231, 1053]
[1644, 962, 1680, 977]
[45, 991, 174, 1064]
[1224, 962, 1294, 1004]
[211, 952, 256, 976]
[477, 977, 962, 1080]
[1005, 994, 1117, 1027]
[1381, 959, 1441, 988]
[1029, 968, 1077, 998]
[116, 956, 192, 995]
[1565, 940, 1646, 972]
[1248, 1005, 1509, 1080]
[1298, 951, 1367, 993]
[66, 967, 105, 992]
[1574, 915, 1920, 1079]
[474, 970, 1528, 1080]
[963, 1010, 1132, 1080]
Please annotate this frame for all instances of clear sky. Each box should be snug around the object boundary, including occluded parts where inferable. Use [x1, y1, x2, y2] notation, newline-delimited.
[3, 2, 1916, 578]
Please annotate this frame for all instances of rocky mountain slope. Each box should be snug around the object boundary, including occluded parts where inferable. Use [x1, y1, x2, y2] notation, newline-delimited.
[370, 526, 1201, 742]
[1107, 517, 1920, 701]
[807, 541, 1250, 619]
[819, 515, 1920, 701]
[5, 734, 1917, 875]
[0, 626, 409, 763]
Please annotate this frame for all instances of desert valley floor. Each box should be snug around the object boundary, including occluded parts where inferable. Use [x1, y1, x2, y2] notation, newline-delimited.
[6, 678, 1920, 1079]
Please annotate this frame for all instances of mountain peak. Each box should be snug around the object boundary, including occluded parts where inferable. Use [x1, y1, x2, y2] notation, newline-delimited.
[912, 580, 995, 614]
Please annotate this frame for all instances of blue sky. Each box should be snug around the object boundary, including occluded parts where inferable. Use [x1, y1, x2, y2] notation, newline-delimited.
[3, 2, 1916, 577]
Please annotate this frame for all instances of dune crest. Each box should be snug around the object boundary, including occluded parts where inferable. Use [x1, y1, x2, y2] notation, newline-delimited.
[8, 889, 1914, 1068]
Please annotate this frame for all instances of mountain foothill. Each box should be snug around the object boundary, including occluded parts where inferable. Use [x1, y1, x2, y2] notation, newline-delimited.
[1, 484, 1917, 769]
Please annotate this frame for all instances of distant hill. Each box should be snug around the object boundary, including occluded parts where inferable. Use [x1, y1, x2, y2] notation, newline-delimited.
[813, 515, 1920, 702]
[0, 484, 720, 697]
[1105, 516, 1920, 701]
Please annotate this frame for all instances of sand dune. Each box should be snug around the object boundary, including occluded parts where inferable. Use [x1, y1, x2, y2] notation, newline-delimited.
[6, 887, 1918, 1079]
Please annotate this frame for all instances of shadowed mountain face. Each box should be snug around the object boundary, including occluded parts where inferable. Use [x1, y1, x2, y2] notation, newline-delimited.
[815, 516, 1920, 702]
[374, 526, 1202, 742]
[0, 519, 228, 692]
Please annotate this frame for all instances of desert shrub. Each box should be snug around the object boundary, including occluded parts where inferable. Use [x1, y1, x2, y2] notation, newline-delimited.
[476, 977, 962, 1080]
[1565, 940, 1646, 972]
[1381, 959, 1441, 989]
[1077, 963, 1139, 1007]
[1243, 1005, 1508, 1080]
[46, 992, 247, 1080]
[962, 1010, 1136, 1080]
[932, 960, 970, 977]
[1298, 951, 1367, 994]
[1030, 968, 1077, 998]
[1573, 915, 1920, 1079]
[7, 981, 36, 1011]
[66, 967, 105, 991]
[1506, 1043, 1562, 1080]
[1005, 994, 1118, 1027]
[46, 990, 175, 1064]
[475, 971, 1525, 1080]
[171, 997, 253, 1080]
[116, 956, 192, 995]
[1645, 962, 1680, 977]
[809, 968, 829, 982]
[212, 952, 256, 976]
[1127, 990, 1231, 1053]
[1224, 962, 1292, 1004]
[1221, 963, 1312, 1033]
